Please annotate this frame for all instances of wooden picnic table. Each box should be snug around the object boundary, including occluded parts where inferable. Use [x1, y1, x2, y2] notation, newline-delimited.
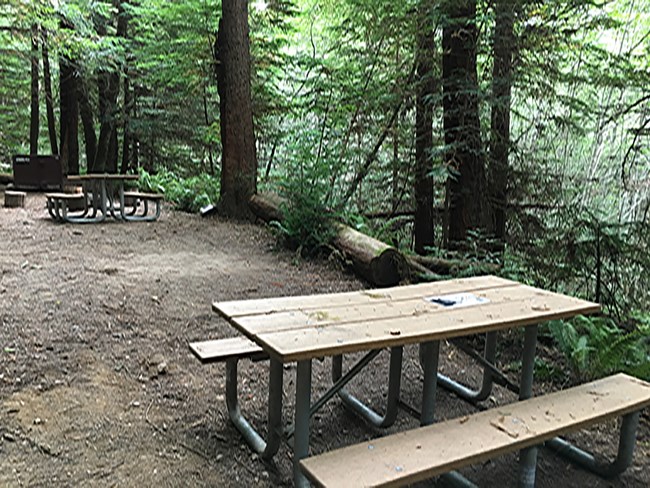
[47, 173, 162, 223]
[211, 275, 600, 487]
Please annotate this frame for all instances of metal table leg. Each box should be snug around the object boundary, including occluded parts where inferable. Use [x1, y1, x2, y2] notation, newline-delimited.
[293, 359, 312, 488]
[331, 347, 403, 428]
[518, 325, 539, 488]
[225, 357, 283, 460]
[420, 340, 441, 426]
[546, 411, 640, 477]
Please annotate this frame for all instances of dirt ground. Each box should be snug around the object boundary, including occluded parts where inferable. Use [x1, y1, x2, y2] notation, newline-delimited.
[0, 190, 648, 487]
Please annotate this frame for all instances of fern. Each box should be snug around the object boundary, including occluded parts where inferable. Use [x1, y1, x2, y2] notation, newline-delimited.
[548, 315, 650, 381]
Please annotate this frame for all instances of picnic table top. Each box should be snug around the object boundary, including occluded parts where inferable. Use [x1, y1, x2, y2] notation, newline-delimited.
[213, 275, 600, 362]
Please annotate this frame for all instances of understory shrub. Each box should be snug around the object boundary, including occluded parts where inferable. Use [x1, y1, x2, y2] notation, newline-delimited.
[547, 314, 650, 381]
[138, 168, 219, 213]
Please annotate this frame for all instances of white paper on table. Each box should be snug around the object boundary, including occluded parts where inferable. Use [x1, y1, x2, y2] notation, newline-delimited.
[424, 292, 490, 308]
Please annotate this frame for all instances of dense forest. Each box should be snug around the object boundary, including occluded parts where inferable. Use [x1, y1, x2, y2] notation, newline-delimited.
[1, 0, 648, 378]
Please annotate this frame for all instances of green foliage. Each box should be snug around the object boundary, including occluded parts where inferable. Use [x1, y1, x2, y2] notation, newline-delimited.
[272, 151, 340, 256]
[138, 168, 219, 213]
[272, 189, 338, 257]
[547, 315, 650, 381]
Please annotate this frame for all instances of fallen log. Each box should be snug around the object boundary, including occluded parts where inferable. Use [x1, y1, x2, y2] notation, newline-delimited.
[249, 192, 286, 222]
[249, 193, 407, 286]
[333, 224, 407, 287]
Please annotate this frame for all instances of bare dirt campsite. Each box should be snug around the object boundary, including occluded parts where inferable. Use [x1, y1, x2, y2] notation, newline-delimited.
[1, 193, 648, 487]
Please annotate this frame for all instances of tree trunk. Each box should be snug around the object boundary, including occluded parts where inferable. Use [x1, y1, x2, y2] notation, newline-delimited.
[93, 3, 125, 173]
[414, 1, 436, 255]
[78, 78, 97, 170]
[30, 23, 39, 155]
[59, 54, 79, 175]
[121, 68, 131, 174]
[442, 0, 491, 244]
[489, 0, 515, 242]
[42, 30, 58, 155]
[217, 0, 257, 219]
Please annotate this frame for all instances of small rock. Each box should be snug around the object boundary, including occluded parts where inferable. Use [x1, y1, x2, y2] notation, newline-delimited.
[216, 454, 223, 461]
[132, 401, 141, 408]
[3, 432, 16, 442]
[156, 362, 168, 375]
[33, 418, 43, 425]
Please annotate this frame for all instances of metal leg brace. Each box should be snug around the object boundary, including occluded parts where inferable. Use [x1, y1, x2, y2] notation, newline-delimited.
[225, 357, 283, 460]
[332, 347, 403, 428]
[428, 331, 498, 403]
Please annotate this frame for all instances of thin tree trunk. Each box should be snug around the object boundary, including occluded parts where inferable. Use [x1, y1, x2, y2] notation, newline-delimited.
[30, 23, 39, 155]
[42, 30, 58, 155]
[414, 1, 436, 255]
[217, 0, 257, 219]
[442, 0, 491, 244]
[338, 62, 417, 209]
[489, 0, 515, 242]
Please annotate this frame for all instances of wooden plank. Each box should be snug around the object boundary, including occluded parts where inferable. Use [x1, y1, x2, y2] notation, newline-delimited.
[233, 284, 580, 336]
[255, 293, 599, 361]
[214, 275, 516, 319]
[45, 192, 84, 200]
[300, 373, 650, 488]
[123, 191, 164, 200]
[189, 337, 265, 364]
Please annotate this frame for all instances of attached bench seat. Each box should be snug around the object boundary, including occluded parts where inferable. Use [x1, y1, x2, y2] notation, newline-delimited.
[45, 192, 86, 221]
[121, 191, 164, 221]
[189, 336, 267, 363]
[300, 373, 650, 488]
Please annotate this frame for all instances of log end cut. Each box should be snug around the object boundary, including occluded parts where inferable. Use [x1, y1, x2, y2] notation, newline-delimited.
[4, 190, 26, 208]
[334, 225, 407, 287]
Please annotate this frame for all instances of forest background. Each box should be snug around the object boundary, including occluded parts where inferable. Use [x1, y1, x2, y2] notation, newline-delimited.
[0, 0, 649, 381]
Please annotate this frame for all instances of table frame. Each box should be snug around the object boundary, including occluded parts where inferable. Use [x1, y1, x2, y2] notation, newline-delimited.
[62, 174, 139, 223]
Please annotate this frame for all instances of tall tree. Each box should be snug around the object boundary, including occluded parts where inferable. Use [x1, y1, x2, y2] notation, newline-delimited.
[442, 0, 490, 244]
[92, 3, 122, 173]
[216, 0, 257, 218]
[59, 53, 79, 174]
[29, 23, 39, 155]
[414, 0, 436, 255]
[42, 28, 58, 155]
[489, 0, 515, 242]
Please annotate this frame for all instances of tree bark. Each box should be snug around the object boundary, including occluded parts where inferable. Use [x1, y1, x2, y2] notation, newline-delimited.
[414, 1, 436, 255]
[42, 29, 58, 155]
[442, 0, 491, 244]
[489, 0, 515, 242]
[78, 78, 97, 169]
[59, 54, 79, 174]
[217, 0, 257, 219]
[93, 2, 125, 173]
[30, 23, 39, 155]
